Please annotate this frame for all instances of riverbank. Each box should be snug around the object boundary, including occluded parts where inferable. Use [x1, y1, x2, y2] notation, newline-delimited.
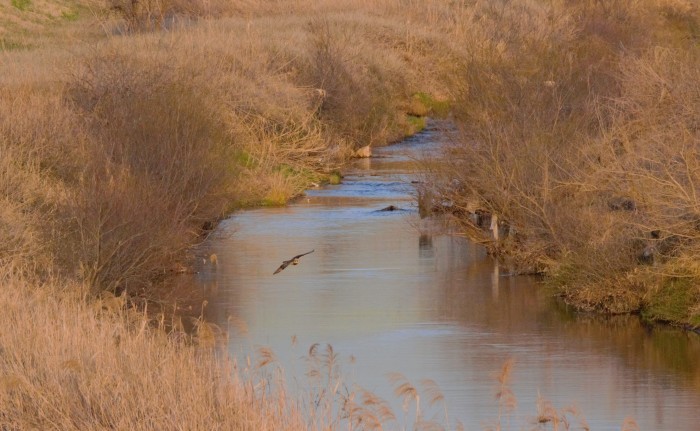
[418, 0, 700, 330]
[1, 0, 454, 298]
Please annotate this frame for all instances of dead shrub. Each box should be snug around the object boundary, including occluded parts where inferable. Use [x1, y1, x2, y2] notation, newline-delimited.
[610, 47, 700, 246]
[437, 1, 602, 261]
[583, 45, 700, 318]
[426, 0, 700, 319]
[303, 17, 404, 148]
[61, 51, 235, 294]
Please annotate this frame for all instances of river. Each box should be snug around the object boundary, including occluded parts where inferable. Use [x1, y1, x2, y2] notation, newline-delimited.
[190, 122, 700, 430]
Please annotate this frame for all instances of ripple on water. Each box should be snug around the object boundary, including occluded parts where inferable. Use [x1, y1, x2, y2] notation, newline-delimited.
[306, 180, 415, 200]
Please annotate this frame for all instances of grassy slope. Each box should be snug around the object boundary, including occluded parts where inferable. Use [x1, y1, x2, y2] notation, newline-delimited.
[0, 0, 104, 49]
[1, 0, 455, 295]
[421, 0, 700, 329]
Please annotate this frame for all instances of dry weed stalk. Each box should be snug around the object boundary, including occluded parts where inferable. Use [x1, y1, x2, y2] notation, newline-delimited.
[494, 359, 517, 431]
[388, 371, 421, 418]
[0, 271, 313, 430]
[533, 395, 591, 431]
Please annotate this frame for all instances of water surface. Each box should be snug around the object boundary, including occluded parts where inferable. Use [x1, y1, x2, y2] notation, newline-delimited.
[193, 124, 700, 430]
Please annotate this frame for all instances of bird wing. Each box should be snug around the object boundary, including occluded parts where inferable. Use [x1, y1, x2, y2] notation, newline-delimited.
[291, 249, 315, 260]
[273, 250, 314, 275]
[273, 260, 292, 275]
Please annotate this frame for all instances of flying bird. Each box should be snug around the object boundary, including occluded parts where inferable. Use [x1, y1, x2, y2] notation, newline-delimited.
[273, 250, 314, 275]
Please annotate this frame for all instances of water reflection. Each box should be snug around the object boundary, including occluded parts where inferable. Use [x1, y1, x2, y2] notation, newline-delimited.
[418, 233, 434, 259]
[190, 124, 700, 430]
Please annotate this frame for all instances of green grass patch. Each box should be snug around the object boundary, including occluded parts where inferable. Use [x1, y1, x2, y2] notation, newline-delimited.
[232, 150, 257, 168]
[276, 164, 296, 178]
[61, 10, 79, 21]
[276, 164, 321, 183]
[642, 277, 700, 326]
[0, 38, 28, 51]
[261, 193, 288, 206]
[405, 114, 426, 135]
[412, 92, 450, 117]
[545, 261, 578, 290]
[11, 0, 31, 11]
[326, 171, 342, 185]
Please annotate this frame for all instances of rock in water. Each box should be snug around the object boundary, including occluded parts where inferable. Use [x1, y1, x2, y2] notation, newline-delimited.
[354, 145, 372, 158]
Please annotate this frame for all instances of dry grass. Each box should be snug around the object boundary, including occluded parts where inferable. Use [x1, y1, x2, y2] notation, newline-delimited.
[1, 50, 237, 295]
[424, 0, 700, 326]
[0, 269, 461, 429]
[0, 0, 457, 294]
[0, 3, 460, 425]
[0, 271, 310, 430]
[0, 274, 630, 430]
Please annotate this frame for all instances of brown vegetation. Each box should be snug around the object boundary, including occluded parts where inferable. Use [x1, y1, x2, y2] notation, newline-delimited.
[1, 0, 453, 295]
[0, 1, 454, 427]
[107, 0, 232, 32]
[0, 273, 274, 429]
[1, 0, 697, 428]
[425, 0, 700, 328]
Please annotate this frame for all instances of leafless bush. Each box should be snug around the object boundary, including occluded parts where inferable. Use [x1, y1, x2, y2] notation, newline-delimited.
[62, 51, 234, 294]
[426, 0, 700, 318]
[304, 17, 404, 148]
[436, 1, 605, 265]
[611, 47, 700, 250]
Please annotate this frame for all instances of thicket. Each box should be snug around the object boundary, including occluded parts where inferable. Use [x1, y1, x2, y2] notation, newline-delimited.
[106, 0, 233, 31]
[426, 0, 700, 326]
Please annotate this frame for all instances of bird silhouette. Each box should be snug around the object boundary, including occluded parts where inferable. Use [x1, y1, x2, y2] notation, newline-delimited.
[273, 250, 314, 274]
